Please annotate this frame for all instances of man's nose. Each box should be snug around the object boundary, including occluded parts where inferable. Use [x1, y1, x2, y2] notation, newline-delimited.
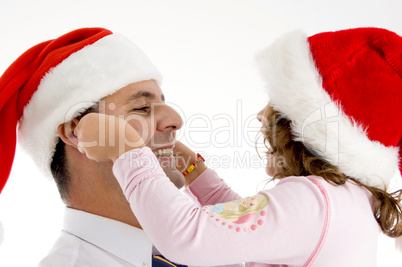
[155, 104, 183, 131]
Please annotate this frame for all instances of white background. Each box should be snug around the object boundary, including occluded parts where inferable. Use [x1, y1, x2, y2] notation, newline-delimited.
[0, 0, 401, 266]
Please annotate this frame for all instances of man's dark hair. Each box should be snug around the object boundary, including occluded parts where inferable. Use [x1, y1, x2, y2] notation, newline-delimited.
[50, 104, 99, 202]
[51, 138, 69, 201]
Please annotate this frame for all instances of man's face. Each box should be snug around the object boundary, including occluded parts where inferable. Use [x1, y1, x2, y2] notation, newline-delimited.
[101, 80, 185, 188]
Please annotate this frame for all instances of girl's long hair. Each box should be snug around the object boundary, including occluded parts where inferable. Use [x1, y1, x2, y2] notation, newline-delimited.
[261, 105, 402, 238]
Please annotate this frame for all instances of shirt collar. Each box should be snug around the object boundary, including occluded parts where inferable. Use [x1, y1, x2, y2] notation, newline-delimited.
[63, 207, 152, 266]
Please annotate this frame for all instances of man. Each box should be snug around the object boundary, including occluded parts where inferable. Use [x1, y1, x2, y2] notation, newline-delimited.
[0, 27, 202, 267]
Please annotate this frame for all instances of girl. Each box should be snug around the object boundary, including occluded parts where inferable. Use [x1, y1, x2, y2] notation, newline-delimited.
[76, 27, 402, 266]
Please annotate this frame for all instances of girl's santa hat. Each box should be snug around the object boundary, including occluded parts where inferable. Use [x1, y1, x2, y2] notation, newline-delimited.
[0, 27, 162, 193]
[256, 27, 402, 190]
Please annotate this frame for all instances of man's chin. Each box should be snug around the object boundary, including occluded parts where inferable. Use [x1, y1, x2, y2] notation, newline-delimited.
[162, 168, 185, 189]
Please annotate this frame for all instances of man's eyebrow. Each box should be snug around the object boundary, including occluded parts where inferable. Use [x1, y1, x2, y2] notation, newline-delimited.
[126, 90, 165, 104]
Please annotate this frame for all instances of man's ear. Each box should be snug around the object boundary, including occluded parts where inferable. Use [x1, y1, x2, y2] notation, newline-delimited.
[57, 118, 80, 147]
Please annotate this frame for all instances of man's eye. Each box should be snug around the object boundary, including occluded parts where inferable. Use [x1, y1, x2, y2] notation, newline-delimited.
[132, 106, 150, 112]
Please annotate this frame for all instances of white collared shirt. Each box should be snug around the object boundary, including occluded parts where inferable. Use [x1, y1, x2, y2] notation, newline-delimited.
[39, 207, 152, 267]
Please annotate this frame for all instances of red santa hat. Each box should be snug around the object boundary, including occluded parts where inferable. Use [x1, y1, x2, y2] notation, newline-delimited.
[0, 27, 162, 193]
[255, 27, 402, 190]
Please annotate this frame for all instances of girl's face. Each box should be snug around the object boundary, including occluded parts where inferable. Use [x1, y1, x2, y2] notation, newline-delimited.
[257, 104, 281, 177]
[256, 104, 269, 125]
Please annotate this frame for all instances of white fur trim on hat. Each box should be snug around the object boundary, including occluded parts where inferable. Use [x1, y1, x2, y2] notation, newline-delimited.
[18, 33, 162, 177]
[255, 30, 399, 189]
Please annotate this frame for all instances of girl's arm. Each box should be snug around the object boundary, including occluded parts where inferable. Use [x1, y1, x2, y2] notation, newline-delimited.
[184, 168, 242, 206]
[114, 148, 327, 266]
[174, 141, 242, 205]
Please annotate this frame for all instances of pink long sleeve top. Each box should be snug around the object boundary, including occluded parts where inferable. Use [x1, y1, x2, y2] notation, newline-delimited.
[113, 147, 380, 267]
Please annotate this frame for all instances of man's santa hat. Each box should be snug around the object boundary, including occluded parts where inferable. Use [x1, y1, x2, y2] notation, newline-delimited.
[255, 27, 402, 190]
[0, 27, 162, 193]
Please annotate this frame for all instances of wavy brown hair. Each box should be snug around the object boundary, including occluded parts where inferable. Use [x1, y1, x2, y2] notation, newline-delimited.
[261, 105, 402, 238]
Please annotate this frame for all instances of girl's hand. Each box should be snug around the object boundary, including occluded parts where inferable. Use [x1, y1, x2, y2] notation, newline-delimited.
[75, 113, 145, 162]
[173, 141, 207, 187]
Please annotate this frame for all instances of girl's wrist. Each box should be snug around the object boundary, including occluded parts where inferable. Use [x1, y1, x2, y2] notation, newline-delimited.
[184, 160, 207, 187]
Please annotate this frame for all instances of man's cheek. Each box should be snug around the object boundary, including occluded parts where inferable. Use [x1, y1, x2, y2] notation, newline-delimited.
[126, 117, 153, 144]
[142, 128, 155, 146]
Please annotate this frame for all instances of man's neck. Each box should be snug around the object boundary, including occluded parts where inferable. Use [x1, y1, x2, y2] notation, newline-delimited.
[65, 147, 142, 229]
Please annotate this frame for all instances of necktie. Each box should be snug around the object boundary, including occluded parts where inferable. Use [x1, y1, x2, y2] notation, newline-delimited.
[152, 255, 187, 267]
